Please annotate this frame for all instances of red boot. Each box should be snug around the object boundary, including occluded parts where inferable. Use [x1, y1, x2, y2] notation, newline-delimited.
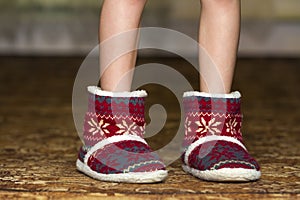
[77, 86, 167, 183]
[182, 91, 261, 181]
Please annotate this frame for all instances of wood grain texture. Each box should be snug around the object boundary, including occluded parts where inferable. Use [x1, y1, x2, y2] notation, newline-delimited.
[0, 57, 299, 199]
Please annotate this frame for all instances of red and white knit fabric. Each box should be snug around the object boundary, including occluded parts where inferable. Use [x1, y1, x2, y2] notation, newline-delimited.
[182, 91, 261, 181]
[76, 86, 167, 183]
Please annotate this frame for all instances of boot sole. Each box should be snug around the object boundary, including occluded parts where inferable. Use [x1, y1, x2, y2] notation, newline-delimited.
[182, 164, 261, 182]
[76, 159, 168, 183]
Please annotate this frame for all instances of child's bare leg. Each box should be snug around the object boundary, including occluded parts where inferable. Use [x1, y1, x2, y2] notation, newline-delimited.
[77, 0, 168, 184]
[99, 0, 147, 92]
[182, 0, 260, 182]
[199, 0, 241, 93]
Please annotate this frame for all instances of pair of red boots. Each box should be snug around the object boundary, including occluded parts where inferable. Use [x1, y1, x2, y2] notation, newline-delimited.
[76, 86, 261, 183]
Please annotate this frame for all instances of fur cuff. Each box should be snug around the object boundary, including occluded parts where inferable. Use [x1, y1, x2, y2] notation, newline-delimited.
[183, 91, 241, 99]
[87, 86, 147, 97]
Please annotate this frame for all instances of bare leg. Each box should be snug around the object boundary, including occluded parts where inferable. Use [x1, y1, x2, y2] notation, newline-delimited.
[199, 0, 241, 93]
[99, 0, 147, 92]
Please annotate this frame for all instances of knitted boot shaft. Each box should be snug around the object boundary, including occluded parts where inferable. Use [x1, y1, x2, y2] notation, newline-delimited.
[182, 91, 243, 151]
[83, 87, 146, 147]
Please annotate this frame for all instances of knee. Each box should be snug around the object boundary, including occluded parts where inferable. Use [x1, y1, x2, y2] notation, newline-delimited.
[200, 0, 240, 9]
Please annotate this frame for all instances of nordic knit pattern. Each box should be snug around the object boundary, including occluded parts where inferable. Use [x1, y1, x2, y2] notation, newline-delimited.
[83, 94, 145, 146]
[78, 88, 166, 175]
[182, 93, 260, 173]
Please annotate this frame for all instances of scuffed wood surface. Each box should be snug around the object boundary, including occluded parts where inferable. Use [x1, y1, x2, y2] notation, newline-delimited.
[0, 57, 299, 199]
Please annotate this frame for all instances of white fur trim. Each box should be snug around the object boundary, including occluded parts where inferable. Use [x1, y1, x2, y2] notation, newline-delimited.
[83, 135, 147, 165]
[182, 164, 261, 182]
[77, 159, 168, 183]
[184, 135, 247, 165]
[87, 86, 147, 97]
[183, 91, 241, 99]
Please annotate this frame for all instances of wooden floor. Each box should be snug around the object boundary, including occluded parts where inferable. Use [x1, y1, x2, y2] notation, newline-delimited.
[0, 57, 299, 199]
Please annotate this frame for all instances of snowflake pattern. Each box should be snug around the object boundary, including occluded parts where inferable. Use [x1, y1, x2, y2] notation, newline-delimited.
[87, 118, 109, 136]
[184, 117, 192, 136]
[195, 117, 221, 135]
[116, 120, 144, 135]
[225, 118, 238, 136]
